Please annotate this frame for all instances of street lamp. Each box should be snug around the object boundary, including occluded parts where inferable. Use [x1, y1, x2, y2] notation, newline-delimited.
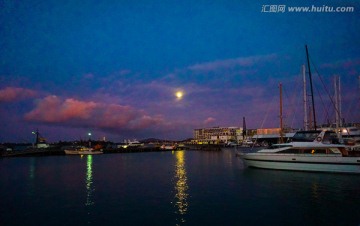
[88, 132, 92, 148]
[32, 130, 39, 148]
[32, 131, 36, 148]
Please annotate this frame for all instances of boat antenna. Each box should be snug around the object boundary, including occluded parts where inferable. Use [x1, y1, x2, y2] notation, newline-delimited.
[305, 45, 317, 130]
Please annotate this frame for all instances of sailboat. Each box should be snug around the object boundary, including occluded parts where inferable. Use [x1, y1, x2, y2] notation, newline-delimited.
[241, 117, 254, 146]
[239, 46, 360, 174]
[239, 130, 360, 174]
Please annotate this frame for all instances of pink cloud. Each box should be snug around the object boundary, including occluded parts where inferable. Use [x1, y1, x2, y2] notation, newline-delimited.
[0, 87, 37, 102]
[25, 96, 97, 122]
[187, 54, 277, 73]
[204, 117, 216, 124]
[320, 58, 360, 69]
[24, 95, 166, 132]
[83, 73, 94, 79]
[228, 86, 266, 98]
[118, 69, 132, 76]
[127, 114, 165, 130]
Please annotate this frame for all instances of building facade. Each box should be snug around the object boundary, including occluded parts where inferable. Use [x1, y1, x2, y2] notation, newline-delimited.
[193, 127, 244, 144]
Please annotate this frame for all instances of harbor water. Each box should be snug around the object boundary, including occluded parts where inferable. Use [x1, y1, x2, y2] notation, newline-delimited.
[1, 148, 360, 226]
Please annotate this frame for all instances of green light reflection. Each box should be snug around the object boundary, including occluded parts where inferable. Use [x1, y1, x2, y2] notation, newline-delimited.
[85, 155, 94, 206]
[27, 158, 36, 197]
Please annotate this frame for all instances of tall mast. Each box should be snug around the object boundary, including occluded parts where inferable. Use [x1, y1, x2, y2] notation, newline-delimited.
[334, 75, 340, 128]
[308, 106, 313, 129]
[279, 83, 284, 143]
[334, 75, 339, 128]
[334, 75, 342, 128]
[305, 45, 317, 130]
[242, 116, 246, 140]
[302, 65, 308, 130]
[339, 76, 342, 126]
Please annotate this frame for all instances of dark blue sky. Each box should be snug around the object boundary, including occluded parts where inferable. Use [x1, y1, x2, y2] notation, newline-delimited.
[1, 0, 359, 142]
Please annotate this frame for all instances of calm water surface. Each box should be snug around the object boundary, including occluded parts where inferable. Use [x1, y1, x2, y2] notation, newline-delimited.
[1, 148, 360, 226]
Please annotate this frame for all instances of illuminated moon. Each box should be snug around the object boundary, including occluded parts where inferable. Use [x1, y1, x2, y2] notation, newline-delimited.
[175, 91, 183, 99]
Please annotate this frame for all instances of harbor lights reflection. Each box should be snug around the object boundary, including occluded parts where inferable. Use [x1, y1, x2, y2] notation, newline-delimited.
[85, 155, 95, 206]
[173, 150, 189, 225]
[27, 158, 36, 196]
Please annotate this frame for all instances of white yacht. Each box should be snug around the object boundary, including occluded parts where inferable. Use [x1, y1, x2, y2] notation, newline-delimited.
[239, 130, 360, 174]
[160, 143, 177, 150]
[64, 146, 103, 155]
[119, 139, 144, 148]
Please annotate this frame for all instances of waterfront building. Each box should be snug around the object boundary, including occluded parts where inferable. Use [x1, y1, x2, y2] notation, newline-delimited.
[193, 127, 244, 144]
[252, 127, 295, 145]
[252, 128, 281, 145]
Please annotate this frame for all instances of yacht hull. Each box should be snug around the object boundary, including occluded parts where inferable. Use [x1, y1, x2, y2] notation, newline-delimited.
[241, 154, 360, 174]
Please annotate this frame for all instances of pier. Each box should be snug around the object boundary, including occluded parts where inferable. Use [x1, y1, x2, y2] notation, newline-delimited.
[1, 147, 64, 157]
[0, 143, 222, 158]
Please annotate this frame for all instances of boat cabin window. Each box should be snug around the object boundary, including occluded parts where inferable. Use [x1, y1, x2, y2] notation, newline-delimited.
[301, 149, 327, 154]
[292, 131, 320, 142]
[322, 131, 341, 144]
[278, 148, 334, 154]
[277, 148, 300, 154]
[268, 144, 292, 149]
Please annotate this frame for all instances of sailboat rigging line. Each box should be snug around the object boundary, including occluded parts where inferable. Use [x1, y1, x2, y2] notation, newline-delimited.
[314, 82, 332, 125]
[345, 89, 359, 121]
[343, 77, 360, 120]
[282, 84, 298, 129]
[310, 58, 342, 124]
[283, 74, 303, 129]
[308, 71, 332, 124]
[254, 93, 277, 146]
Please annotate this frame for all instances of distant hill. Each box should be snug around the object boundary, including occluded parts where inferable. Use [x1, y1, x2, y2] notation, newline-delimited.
[140, 138, 168, 143]
[140, 138, 193, 143]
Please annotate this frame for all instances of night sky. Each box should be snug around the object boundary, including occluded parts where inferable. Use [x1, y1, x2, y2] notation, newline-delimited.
[1, 0, 359, 142]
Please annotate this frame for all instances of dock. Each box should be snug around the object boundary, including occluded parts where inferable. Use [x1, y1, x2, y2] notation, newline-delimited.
[1, 144, 223, 158]
[1, 148, 64, 157]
